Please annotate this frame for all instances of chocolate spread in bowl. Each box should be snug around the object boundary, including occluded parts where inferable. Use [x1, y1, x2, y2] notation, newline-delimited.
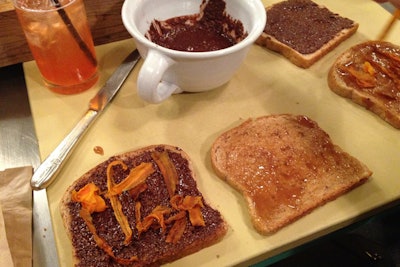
[146, 0, 248, 52]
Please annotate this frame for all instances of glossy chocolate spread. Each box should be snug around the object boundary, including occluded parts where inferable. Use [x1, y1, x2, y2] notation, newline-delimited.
[146, 0, 247, 52]
[66, 146, 225, 266]
[265, 0, 356, 54]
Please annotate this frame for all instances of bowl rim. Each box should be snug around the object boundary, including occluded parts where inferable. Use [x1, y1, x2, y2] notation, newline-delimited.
[121, 0, 266, 59]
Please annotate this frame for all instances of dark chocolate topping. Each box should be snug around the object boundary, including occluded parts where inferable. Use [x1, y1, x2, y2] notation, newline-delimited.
[265, 0, 356, 54]
[66, 146, 225, 266]
[146, 0, 247, 52]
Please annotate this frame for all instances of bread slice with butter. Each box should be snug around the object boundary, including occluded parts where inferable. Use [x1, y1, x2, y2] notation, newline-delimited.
[211, 114, 371, 235]
[256, 0, 358, 68]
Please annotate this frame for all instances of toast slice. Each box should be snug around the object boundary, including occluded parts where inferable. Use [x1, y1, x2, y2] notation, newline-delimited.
[256, 0, 358, 68]
[211, 114, 372, 235]
[328, 41, 400, 129]
[60, 145, 227, 266]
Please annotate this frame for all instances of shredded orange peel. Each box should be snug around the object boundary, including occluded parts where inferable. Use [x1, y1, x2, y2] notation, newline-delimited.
[106, 160, 155, 245]
[107, 161, 154, 196]
[340, 63, 376, 88]
[71, 183, 107, 213]
[72, 181, 139, 264]
[151, 150, 178, 198]
[72, 150, 207, 263]
[79, 208, 138, 265]
[362, 61, 375, 76]
[170, 195, 206, 227]
[341, 48, 400, 89]
[166, 216, 187, 244]
[135, 203, 172, 234]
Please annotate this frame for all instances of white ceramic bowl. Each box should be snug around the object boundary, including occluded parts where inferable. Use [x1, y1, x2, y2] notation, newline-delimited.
[122, 0, 266, 103]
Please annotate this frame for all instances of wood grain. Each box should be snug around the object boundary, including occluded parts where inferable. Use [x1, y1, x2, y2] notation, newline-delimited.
[0, 0, 131, 67]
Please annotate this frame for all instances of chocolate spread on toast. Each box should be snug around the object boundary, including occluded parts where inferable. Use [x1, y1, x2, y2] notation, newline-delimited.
[65, 146, 225, 266]
[265, 0, 356, 54]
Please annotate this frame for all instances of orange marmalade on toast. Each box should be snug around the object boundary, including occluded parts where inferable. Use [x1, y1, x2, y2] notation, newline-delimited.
[336, 41, 400, 103]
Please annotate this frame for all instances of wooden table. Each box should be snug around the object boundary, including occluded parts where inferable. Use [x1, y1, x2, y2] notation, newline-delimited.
[23, 0, 400, 266]
[0, 0, 130, 67]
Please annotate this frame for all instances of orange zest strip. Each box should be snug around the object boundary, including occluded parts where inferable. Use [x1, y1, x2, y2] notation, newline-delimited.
[165, 210, 186, 224]
[151, 151, 178, 198]
[170, 195, 206, 227]
[106, 161, 133, 245]
[386, 51, 400, 64]
[183, 196, 206, 226]
[79, 208, 138, 265]
[339, 65, 376, 88]
[106, 160, 128, 189]
[366, 53, 399, 81]
[135, 201, 143, 233]
[105, 161, 155, 245]
[188, 205, 206, 227]
[137, 205, 172, 234]
[147, 205, 172, 232]
[166, 217, 187, 244]
[362, 61, 375, 76]
[108, 162, 155, 196]
[129, 183, 148, 200]
[71, 183, 107, 213]
[110, 194, 133, 245]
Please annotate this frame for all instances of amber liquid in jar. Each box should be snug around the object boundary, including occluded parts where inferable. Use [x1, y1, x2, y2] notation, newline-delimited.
[15, 0, 98, 94]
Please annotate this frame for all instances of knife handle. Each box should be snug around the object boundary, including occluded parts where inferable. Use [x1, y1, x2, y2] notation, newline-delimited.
[31, 109, 98, 190]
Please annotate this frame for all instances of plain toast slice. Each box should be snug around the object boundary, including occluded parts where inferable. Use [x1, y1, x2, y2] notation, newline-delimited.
[211, 115, 371, 235]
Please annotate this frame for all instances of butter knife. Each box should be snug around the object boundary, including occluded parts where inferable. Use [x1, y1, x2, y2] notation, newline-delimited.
[31, 50, 141, 190]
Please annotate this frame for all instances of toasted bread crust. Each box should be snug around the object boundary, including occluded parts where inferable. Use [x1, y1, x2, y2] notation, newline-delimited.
[256, 0, 358, 68]
[60, 145, 227, 267]
[211, 115, 372, 235]
[256, 26, 358, 68]
[328, 41, 400, 129]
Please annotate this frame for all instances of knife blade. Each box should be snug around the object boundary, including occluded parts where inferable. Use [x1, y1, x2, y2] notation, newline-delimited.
[32, 189, 60, 267]
[0, 63, 59, 267]
[30, 50, 141, 190]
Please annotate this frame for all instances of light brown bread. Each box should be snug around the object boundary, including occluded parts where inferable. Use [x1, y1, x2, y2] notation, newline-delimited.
[328, 41, 400, 129]
[60, 145, 227, 267]
[211, 114, 372, 235]
[256, 0, 358, 68]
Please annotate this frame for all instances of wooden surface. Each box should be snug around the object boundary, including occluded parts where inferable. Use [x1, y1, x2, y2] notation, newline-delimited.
[0, 0, 131, 67]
